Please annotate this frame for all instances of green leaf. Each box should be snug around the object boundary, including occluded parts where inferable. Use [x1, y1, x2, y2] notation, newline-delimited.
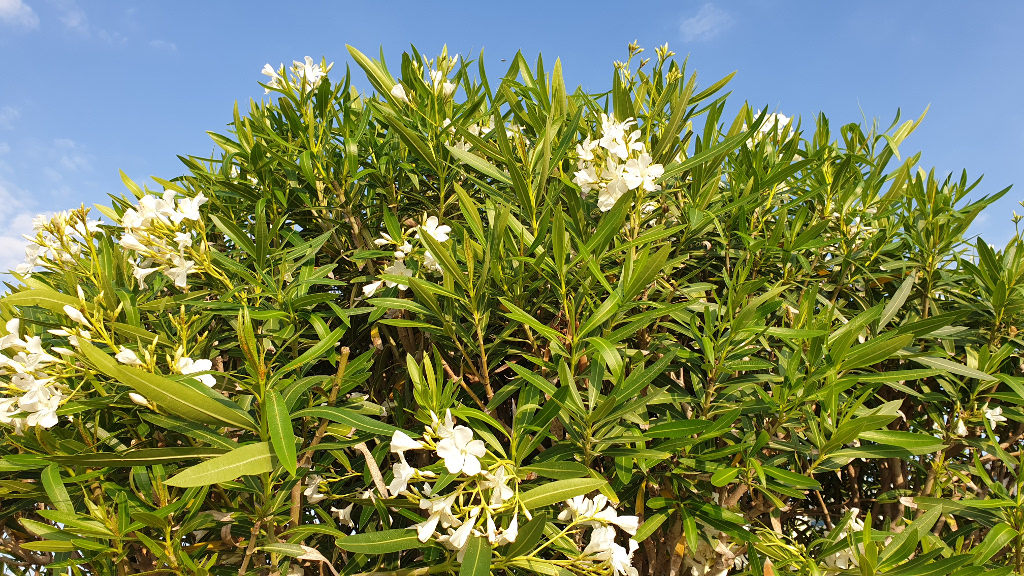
[520, 461, 590, 480]
[446, 145, 512, 186]
[912, 356, 997, 381]
[711, 467, 741, 487]
[762, 466, 821, 490]
[209, 214, 257, 259]
[266, 389, 297, 477]
[2, 288, 88, 314]
[971, 522, 1016, 565]
[165, 442, 274, 487]
[336, 529, 425, 554]
[634, 510, 670, 541]
[45, 447, 229, 467]
[258, 543, 306, 557]
[577, 293, 621, 340]
[459, 537, 491, 576]
[79, 341, 257, 431]
[646, 419, 710, 438]
[520, 478, 608, 510]
[279, 327, 346, 375]
[41, 464, 74, 514]
[292, 406, 405, 437]
[879, 272, 917, 329]
[503, 513, 546, 559]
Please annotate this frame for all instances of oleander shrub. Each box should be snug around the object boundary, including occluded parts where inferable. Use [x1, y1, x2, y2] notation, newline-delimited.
[1, 43, 1024, 576]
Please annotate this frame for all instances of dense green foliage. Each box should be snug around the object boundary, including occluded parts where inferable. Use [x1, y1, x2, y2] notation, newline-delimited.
[1, 43, 1023, 576]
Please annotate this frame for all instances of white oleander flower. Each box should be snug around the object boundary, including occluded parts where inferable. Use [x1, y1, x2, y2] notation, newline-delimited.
[303, 475, 326, 503]
[62, 305, 90, 326]
[389, 460, 418, 496]
[116, 347, 145, 367]
[984, 405, 1007, 428]
[954, 418, 967, 437]
[167, 253, 195, 289]
[331, 503, 355, 528]
[176, 357, 216, 387]
[262, 63, 284, 93]
[483, 466, 514, 506]
[430, 409, 457, 439]
[129, 393, 149, 406]
[120, 232, 149, 252]
[623, 152, 664, 192]
[419, 216, 451, 242]
[133, 263, 160, 289]
[362, 281, 383, 298]
[593, 505, 641, 535]
[436, 425, 487, 476]
[391, 84, 410, 104]
[390, 430, 425, 455]
[574, 164, 601, 194]
[415, 493, 459, 541]
[383, 260, 412, 290]
[577, 137, 599, 161]
[598, 160, 630, 212]
[175, 192, 208, 223]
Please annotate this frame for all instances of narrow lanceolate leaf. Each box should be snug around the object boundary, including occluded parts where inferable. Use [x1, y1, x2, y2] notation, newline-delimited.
[45, 447, 229, 467]
[165, 442, 273, 487]
[519, 478, 608, 510]
[879, 272, 916, 329]
[336, 529, 425, 553]
[762, 466, 821, 490]
[446, 144, 512, 186]
[2, 288, 88, 314]
[79, 341, 257, 431]
[291, 407, 406, 437]
[41, 464, 74, 514]
[459, 537, 491, 576]
[279, 327, 346, 375]
[912, 356, 997, 381]
[265, 389, 297, 477]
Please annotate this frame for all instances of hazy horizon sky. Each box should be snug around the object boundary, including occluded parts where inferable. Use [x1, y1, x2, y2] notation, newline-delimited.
[1, 1, 1021, 274]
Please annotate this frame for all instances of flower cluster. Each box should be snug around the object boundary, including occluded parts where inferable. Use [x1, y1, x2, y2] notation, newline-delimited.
[385, 410, 518, 561]
[821, 509, 865, 572]
[363, 215, 451, 297]
[0, 316, 75, 433]
[573, 114, 665, 211]
[558, 494, 642, 576]
[117, 190, 208, 289]
[15, 209, 102, 276]
[746, 111, 794, 148]
[261, 57, 333, 94]
[680, 525, 745, 576]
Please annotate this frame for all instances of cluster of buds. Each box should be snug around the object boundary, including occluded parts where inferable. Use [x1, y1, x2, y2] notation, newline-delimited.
[261, 56, 334, 95]
[444, 117, 527, 152]
[0, 293, 97, 433]
[390, 49, 459, 104]
[385, 410, 519, 561]
[117, 190, 208, 290]
[573, 114, 665, 211]
[15, 208, 101, 276]
[363, 215, 451, 297]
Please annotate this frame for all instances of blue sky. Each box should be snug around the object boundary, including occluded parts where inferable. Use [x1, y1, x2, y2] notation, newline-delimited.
[0, 1, 1021, 274]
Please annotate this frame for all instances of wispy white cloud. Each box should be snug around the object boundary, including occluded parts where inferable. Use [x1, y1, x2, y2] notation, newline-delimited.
[149, 39, 177, 52]
[680, 3, 733, 42]
[53, 0, 86, 31]
[0, 0, 39, 29]
[0, 179, 36, 276]
[51, 0, 126, 43]
[54, 138, 91, 172]
[0, 106, 19, 130]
